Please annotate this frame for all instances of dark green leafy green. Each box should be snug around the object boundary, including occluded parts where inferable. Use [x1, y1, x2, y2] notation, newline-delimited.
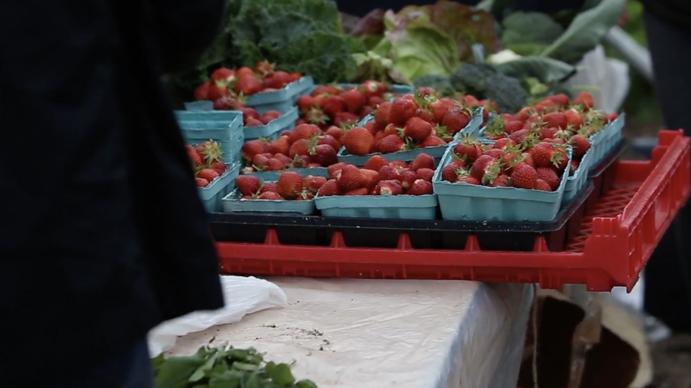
[494, 57, 575, 83]
[451, 64, 527, 112]
[501, 12, 564, 56]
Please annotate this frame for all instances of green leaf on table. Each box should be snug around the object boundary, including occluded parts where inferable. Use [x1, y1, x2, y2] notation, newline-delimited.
[540, 0, 626, 63]
[295, 380, 319, 388]
[154, 355, 205, 388]
[266, 362, 296, 385]
[189, 348, 223, 382]
[495, 56, 575, 83]
[501, 12, 564, 56]
[208, 371, 244, 388]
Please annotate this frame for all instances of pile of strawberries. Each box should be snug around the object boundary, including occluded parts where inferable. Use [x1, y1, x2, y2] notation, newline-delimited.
[341, 90, 491, 156]
[296, 80, 393, 128]
[240, 123, 342, 173]
[482, 91, 618, 175]
[235, 172, 327, 200]
[316, 153, 436, 197]
[186, 140, 228, 188]
[193, 61, 301, 126]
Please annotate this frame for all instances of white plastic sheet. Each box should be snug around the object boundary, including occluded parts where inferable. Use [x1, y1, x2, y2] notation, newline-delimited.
[148, 276, 287, 356]
[566, 45, 630, 113]
[169, 278, 533, 388]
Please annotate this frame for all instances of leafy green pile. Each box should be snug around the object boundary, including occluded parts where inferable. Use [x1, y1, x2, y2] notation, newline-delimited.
[153, 346, 317, 388]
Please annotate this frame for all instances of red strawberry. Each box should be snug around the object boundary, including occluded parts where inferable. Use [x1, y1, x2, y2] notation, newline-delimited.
[536, 167, 559, 190]
[289, 123, 321, 143]
[511, 163, 538, 189]
[263, 71, 292, 89]
[389, 98, 417, 126]
[378, 165, 402, 181]
[345, 188, 369, 196]
[258, 191, 283, 200]
[277, 172, 303, 199]
[322, 95, 347, 118]
[539, 127, 558, 140]
[333, 111, 359, 127]
[211, 161, 226, 174]
[235, 75, 263, 95]
[416, 168, 435, 181]
[374, 180, 403, 196]
[195, 177, 209, 187]
[194, 81, 212, 100]
[543, 112, 567, 129]
[415, 108, 436, 124]
[268, 136, 291, 156]
[236, 175, 261, 196]
[317, 135, 341, 152]
[327, 162, 347, 179]
[261, 111, 281, 124]
[341, 89, 366, 113]
[197, 168, 219, 182]
[470, 154, 498, 181]
[244, 116, 264, 127]
[384, 123, 399, 136]
[241, 107, 260, 120]
[493, 138, 515, 149]
[378, 134, 405, 153]
[297, 95, 315, 111]
[454, 140, 483, 162]
[420, 135, 446, 147]
[317, 179, 339, 196]
[522, 153, 535, 167]
[535, 179, 552, 191]
[573, 91, 594, 110]
[549, 93, 569, 106]
[303, 175, 328, 193]
[342, 127, 375, 156]
[430, 99, 453, 122]
[289, 139, 311, 158]
[211, 67, 235, 84]
[564, 109, 583, 128]
[360, 80, 387, 97]
[490, 174, 511, 187]
[505, 120, 523, 134]
[410, 153, 435, 171]
[570, 134, 591, 158]
[364, 155, 389, 172]
[375, 102, 392, 127]
[325, 126, 344, 141]
[442, 110, 470, 134]
[260, 182, 278, 194]
[459, 175, 480, 185]
[252, 154, 270, 169]
[266, 158, 286, 171]
[361, 168, 381, 189]
[274, 153, 292, 165]
[367, 96, 384, 108]
[400, 169, 418, 190]
[337, 165, 367, 192]
[509, 129, 530, 144]
[529, 143, 554, 168]
[606, 112, 619, 122]
[461, 94, 480, 106]
[313, 85, 340, 96]
[207, 84, 229, 101]
[186, 145, 203, 166]
[404, 117, 433, 142]
[311, 144, 337, 166]
[441, 161, 465, 182]
[407, 179, 433, 195]
[242, 140, 269, 161]
[484, 148, 503, 160]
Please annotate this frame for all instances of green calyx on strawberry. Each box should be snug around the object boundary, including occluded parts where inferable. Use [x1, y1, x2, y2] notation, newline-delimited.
[199, 140, 224, 165]
[305, 106, 330, 125]
[484, 116, 506, 139]
[480, 159, 503, 186]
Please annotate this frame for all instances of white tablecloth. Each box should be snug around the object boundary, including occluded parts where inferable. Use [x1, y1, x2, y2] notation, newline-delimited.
[169, 279, 533, 388]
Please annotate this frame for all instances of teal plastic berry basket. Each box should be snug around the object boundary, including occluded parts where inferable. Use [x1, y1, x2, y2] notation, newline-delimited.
[314, 193, 438, 220]
[222, 188, 315, 215]
[245, 76, 314, 114]
[243, 107, 299, 140]
[432, 145, 570, 221]
[199, 163, 240, 212]
[246, 167, 329, 181]
[176, 110, 244, 164]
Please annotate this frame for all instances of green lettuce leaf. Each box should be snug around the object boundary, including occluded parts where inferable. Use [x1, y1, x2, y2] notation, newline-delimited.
[501, 12, 564, 56]
[494, 56, 575, 83]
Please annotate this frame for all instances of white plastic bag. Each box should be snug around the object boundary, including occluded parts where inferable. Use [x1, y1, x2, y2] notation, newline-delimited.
[566, 45, 630, 113]
[147, 276, 287, 356]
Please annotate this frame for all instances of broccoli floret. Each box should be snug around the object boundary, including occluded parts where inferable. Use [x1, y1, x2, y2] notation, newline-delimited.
[485, 73, 528, 113]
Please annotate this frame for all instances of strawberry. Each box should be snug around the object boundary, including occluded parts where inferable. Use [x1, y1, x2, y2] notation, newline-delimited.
[313, 84, 340, 96]
[420, 135, 446, 147]
[430, 98, 454, 122]
[297, 95, 315, 111]
[522, 152, 535, 167]
[361, 168, 381, 189]
[268, 136, 290, 156]
[266, 158, 286, 171]
[252, 154, 270, 169]
[263, 71, 292, 89]
[211, 161, 226, 174]
[327, 162, 347, 179]
[404, 117, 433, 142]
[543, 112, 567, 129]
[325, 126, 344, 141]
[564, 109, 583, 128]
[258, 191, 283, 200]
[571, 159, 580, 175]
[410, 153, 435, 171]
[260, 111, 281, 124]
[207, 84, 229, 101]
[529, 143, 554, 168]
[493, 138, 515, 149]
[186, 145, 203, 167]
[375, 102, 392, 127]
[407, 179, 433, 195]
[470, 154, 498, 181]
[442, 109, 470, 133]
[360, 80, 387, 97]
[606, 112, 619, 122]
[289, 139, 311, 158]
[317, 135, 341, 152]
[242, 139, 269, 161]
[337, 164, 367, 192]
[573, 91, 594, 110]
[274, 153, 292, 165]
[333, 112, 359, 127]
[509, 128, 531, 144]
[416, 168, 435, 181]
[389, 97, 418, 126]
[194, 81, 212, 100]
[240, 107, 260, 120]
[311, 144, 337, 166]
[415, 108, 436, 124]
[235, 75, 263, 95]
[378, 165, 402, 181]
[490, 174, 511, 187]
[570, 134, 591, 159]
[441, 160, 465, 182]
[317, 179, 339, 196]
[303, 175, 328, 193]
[195, 177, 209, 187]
[276, 172, 303, 199]
[364, 155, 389, 172]
[211, 67, 235, 84]
[236, 175, 261, 196]
[378, 134, 405, 153]
[289, 123, 321, 143]
[384, 123, 399, 136]
[197, 168, 219, 182]
[461, 94, 480, 106]
[454, 139, 483, 162]
[341, 89, 367, 113]
[539, 127, 558, 140]
[374, 180, 403, 196]
[549, 93, 569, 106]
[260, 182, 278, 194]
[245, 117, 264, 127]
[400, 169, 418, 190]
[484, 149, 503, 159]
[505, 120, 523, 134]
[536, 167, 559, 190]
[511, 163, 538, 189]
[459, 175, 480, 185]
[345, 188, 370, 196]
[552, 146, 569, 172]
[342, 127, 375, 156]
[322, 95, 347, 118]
[535, 179, 552, 191]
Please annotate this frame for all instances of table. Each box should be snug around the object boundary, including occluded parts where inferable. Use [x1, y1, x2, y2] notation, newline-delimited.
[169, 279, 533, 388]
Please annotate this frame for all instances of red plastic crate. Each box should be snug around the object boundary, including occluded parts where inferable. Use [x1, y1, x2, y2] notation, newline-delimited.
[216, 131, 691, 291]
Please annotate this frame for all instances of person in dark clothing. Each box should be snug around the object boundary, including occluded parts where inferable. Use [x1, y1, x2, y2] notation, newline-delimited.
[642, 0, 691, 334]
[0, 0, 225, 386]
